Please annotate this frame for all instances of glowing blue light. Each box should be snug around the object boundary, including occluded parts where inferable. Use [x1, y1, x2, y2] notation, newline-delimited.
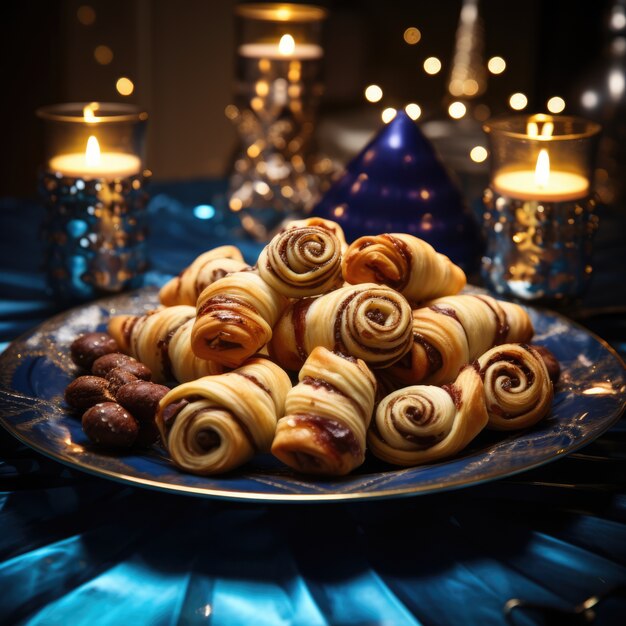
[193, 204, 216, 220]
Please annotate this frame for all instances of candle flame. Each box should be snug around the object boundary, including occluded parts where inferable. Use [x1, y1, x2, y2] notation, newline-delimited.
[527, 120, 554, 139]
[278, 34, 295, 56]
[535, 149, 550, 188]
[83, 102, 100, 123]
[85, 135, 101, 167]
[541, 122, 554, 138]
[527, 122, 539, 138]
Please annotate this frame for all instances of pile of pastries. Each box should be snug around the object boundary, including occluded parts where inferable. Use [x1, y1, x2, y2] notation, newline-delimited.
[66, 217, 559, 477]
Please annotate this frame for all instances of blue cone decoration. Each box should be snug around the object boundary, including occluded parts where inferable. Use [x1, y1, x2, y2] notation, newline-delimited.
[312, 112, 483, 272]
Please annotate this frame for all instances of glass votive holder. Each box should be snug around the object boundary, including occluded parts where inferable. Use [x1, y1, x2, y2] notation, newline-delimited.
[36, 102, 149, 302]
[482, 114, 601, 304]
[227, 2, 331, 240]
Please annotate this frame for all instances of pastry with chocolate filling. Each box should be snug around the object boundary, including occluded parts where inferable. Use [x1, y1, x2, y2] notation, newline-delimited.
[191, 271, 289, 368]
[368, 365, 488, 466]
[388, 294, 533, 386]
[477, 343, 553, 430]
[159, 245, 249, 306]
[156, 357, 291, 475]
[342, 233, 466, 304]
[258, 224, 343, 297]
[271, 347, 377, 476]
[281, 217, 348, 252]
[268, 283, 413, 371]
[108, 305, 223, 384]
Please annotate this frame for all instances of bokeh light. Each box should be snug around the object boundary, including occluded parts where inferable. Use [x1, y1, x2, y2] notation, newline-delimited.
[405, 103, 421, 120]
[509, 92, 528, 110]
[77, 5, 96, 25]
[94, 45, 113, 65]
[547, 96, 565, 113]
[448, 101, 467, 119]
[423, 57, 442, 75]
[116, 77, 134, 96]
[403, 27, 421, 44]
[470, 146, 488, 163]
[487, 56, 506, 74]
[381, 107, 397, 123]
[365, 84, 383, 103]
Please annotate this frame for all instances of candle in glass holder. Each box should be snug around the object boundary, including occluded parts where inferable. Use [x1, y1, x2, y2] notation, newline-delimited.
[36, 102, 149, 301]
[228, 3, 333, 241]
[482, 114, 601, 303]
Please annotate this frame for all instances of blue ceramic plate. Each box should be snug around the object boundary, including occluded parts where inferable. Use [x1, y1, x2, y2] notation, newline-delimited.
[0, 287, 624, 502]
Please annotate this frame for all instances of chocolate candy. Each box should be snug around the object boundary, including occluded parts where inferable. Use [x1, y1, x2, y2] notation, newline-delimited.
[92, 353, 151, 380]
[64, 375, 115, 410]
[106, 368, 139, 396]
[82, 402, 139, 448]
[532, 345, 561, 384]
[116, 380, 170, 446]
[70, 332, 119, 369]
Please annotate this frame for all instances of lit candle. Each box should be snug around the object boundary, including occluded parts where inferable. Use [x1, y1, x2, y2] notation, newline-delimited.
[49, 135, 141, 180]
[492, 148, 589, 202]
[239, 33, 323, 60]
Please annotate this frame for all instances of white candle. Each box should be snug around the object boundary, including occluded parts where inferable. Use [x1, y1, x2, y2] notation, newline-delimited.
[239, 34, 323, 60]
[48, 135, 141, 180]
[492, 148, 589, 202]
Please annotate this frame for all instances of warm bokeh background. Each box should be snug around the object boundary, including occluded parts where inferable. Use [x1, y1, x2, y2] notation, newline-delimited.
[1, 0, 613, 196]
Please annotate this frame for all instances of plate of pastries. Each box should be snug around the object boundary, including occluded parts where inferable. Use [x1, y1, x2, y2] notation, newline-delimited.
[0, 218, 624, 501]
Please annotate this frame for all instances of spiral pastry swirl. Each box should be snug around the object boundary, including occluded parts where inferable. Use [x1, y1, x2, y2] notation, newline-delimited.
[272, 347, 377, 476]
[258, 225, 343, 297]
[388, 294, 534, 386]
[268, 283, 413, 370]
[342, 233, 466, 304]
[368, 366, 489, 466]
[282, 217, 348, 252]
[477, 343, 553, 430]
[156, 357, 291, 475]
[191, 270, 289, 368]
[108, 306, 223, 384]
[159, 245, 249, 306]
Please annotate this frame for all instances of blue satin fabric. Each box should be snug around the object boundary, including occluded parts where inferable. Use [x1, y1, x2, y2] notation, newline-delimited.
[1, 181, 625, 625]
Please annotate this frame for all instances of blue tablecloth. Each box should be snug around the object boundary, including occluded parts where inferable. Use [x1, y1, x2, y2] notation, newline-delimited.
[1, 180, 625, 626]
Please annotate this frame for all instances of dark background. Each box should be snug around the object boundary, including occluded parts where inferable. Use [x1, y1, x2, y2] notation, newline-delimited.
[0, 0, 613, 196]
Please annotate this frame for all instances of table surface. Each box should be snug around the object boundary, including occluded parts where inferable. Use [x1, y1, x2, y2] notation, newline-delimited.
[1, 179, 625, 626]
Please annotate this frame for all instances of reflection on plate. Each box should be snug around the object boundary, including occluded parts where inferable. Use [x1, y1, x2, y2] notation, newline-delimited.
[0, 286, 624, 502]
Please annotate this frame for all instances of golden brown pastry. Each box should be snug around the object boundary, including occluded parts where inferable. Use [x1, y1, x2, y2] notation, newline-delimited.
[368, 365, 489, 466]
[477, 343, 553, 430]
[342, 233, 466, 303]
[191, 270, 289, 368]
[282, 217, 348, 252]
[257, 224, 343, 297]
[159, 245, 249, 306]
[108, 306, 223, 384]
[268, 283, 413, 371]
[271, 347, 377, 475]
[388, 294, 534, 386]
[156, 357, 291, 475]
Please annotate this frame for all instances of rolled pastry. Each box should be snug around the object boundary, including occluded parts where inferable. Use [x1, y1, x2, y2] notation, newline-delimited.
[156, 357, 291, 475]
[389, 294, 534, 386]
[268, 283, 413, 370]
[342, 233, 466, 303]
[159, 245, 249, 306]
[191, 270, 289, 368]
[271, 347, 377, 476]
[368, 365, 489, 466]
[258, 224, 343, 297]
[282, 217, 348, 252]
[477, 343, 553, 430]
[108, 306, 223, 384]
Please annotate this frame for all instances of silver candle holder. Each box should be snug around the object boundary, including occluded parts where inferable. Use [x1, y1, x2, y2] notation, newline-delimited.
[37, 103, 149, 302]
[482, 114, 601, 304]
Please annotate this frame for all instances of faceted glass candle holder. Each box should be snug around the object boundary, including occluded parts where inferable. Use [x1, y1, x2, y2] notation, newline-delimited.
[482, 114, 601, 304]
[227, 3, 333, 240]
[36, 103, 149, 302]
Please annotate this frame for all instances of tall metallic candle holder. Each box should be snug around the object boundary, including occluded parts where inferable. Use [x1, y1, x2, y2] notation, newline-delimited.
[227, 2, 332, 240]
[36, 103, 149, 302]
[482, 114, 601, 304]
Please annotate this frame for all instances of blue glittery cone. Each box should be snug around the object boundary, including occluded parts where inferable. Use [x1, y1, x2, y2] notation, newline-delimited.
[312, 112, 482, 272]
